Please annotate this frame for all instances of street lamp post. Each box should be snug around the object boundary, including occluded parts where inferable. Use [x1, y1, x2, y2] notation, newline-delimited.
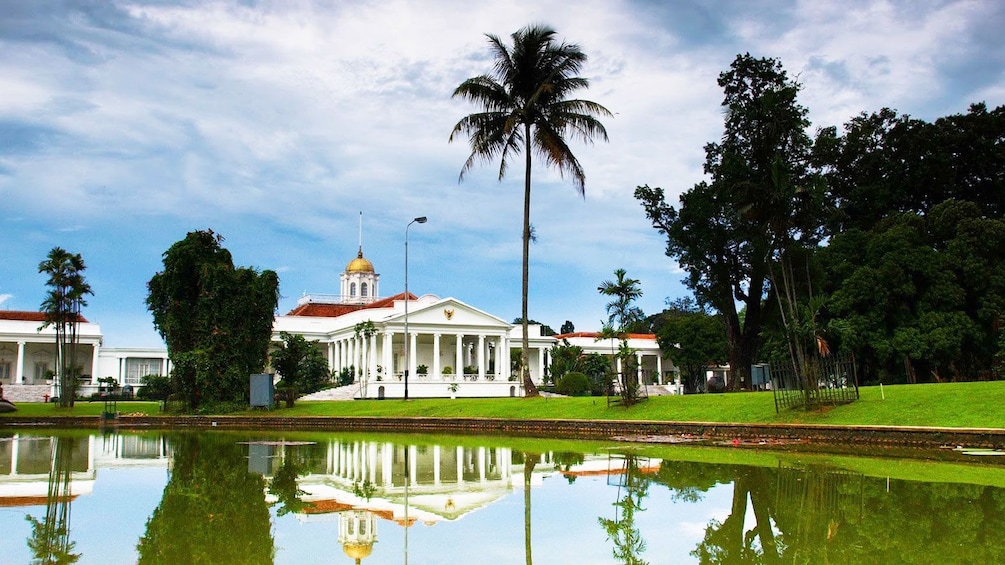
[404, 216, 427, 400]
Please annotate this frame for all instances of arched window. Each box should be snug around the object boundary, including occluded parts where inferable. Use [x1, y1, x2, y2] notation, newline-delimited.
[361, 282, 368, 297]
[350, 282, 357, 296]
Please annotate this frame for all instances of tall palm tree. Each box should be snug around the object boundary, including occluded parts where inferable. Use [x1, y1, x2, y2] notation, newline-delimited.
[450, 24, 610, 396]
[598, 268, 643, 332]
[39, 247, 92, 407]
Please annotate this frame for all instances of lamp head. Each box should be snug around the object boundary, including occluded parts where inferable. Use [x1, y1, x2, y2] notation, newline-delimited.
[414, 216, 427, 224]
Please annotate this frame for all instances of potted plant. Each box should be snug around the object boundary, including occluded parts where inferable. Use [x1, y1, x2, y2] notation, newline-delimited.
[417, 364, 428, 376]
[447, 382, 459, 399]
[443, 366, 454, 379]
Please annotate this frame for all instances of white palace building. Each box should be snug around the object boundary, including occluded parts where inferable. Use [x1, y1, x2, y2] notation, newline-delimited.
[0, 247, 678, 401]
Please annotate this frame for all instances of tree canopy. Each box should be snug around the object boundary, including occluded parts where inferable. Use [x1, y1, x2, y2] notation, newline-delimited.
[146, 230, 279, 410]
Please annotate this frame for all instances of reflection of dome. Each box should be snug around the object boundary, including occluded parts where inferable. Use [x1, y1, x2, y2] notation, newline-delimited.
[343, 542, 373, 560]
[346, 249, 374, 273]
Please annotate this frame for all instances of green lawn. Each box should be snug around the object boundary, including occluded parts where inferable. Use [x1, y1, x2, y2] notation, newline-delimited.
[4, 381, 1003, 429]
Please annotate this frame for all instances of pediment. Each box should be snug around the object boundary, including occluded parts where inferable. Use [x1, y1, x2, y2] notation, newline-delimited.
[386, 297, 510, 329]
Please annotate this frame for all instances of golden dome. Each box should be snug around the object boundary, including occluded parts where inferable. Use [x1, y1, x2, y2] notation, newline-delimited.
[343, 543, 374, 560]
[346, 248, 374, 273]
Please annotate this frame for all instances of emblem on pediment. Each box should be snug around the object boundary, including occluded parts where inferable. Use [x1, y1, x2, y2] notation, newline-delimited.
[444, 308, 455, 320]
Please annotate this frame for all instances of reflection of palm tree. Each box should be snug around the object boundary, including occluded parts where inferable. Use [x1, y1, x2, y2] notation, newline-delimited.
[26, 436, 81, 564]
[451, 24, 610, 396]
[522, 452, 539, 565]
[598, 453, 650, 565]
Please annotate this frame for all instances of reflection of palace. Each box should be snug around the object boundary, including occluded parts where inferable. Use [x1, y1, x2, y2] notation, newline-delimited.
[252, 438, 662, 563]
[0, 434, 170, 507]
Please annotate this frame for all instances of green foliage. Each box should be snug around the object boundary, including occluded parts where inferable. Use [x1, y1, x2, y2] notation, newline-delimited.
[560, 320, 575, 334]
[337, 366, 355, 387]
[146, 230, 279, 411]
[549, 339, 584, 384]
[556, 371, 590, 396]
[636, 54, 817, 391]
[137, 375, 171, 405]
[653, 300, 728, 393]
[271, 332, 331, 407]
[821, 200, 1005, 383]
[452, 24, 611, 396]
[39, 247, 93, 408]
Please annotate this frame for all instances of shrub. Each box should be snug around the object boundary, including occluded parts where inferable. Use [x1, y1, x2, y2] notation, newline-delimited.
[556, 372, 591, 396]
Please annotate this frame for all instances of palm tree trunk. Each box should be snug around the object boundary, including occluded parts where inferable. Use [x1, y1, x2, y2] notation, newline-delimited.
[522, 125, 539, 397]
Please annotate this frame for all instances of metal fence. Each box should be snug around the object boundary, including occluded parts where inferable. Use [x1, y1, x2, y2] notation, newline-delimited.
[769, 352, 859, 412]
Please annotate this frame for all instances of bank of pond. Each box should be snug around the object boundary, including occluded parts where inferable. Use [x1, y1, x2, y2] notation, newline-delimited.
[1, 429, 1003, 564]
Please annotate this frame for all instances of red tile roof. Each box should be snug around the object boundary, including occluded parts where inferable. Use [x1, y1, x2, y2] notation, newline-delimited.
[285, 293, 415, 318]
[0, 310, 89, 323]
[553, 332, 656, 340]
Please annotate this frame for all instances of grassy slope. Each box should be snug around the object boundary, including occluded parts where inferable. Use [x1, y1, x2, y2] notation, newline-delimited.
[3, 381, 1003, 429]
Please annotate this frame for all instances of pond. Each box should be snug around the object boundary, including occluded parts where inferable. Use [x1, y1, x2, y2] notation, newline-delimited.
[1, 430, 1003, 564]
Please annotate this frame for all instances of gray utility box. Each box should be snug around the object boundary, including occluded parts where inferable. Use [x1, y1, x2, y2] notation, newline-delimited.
[250, 373, 274, 408]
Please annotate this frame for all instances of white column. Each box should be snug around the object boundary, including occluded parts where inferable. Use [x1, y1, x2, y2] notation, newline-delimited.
[478, 447, 486, 483]
[455, 334, 464, 377]
[656, 355, 664, 385]
[328, 342, 335, 373]
[383, 332, 393, 379]
[409, 332, 418, 378]
[456, 446, 464, 484]
[368, 443, 378, 485]
[368, 334, 377, 382]
[383, 443, 394, 486]
[637, 352, 644, 385]
[433, 445, 441, 485]
[477, 335, 486, 379]
[15, 341, 25, 384]
[537, 347, 545, 384]
[502, 336, 510, 380]
[495, 337, 503, 379]
[616, 356, 623, 380]
[433, 334, 441, 379]
[409, 445, 418, 486]
[90, 342, 100, 383]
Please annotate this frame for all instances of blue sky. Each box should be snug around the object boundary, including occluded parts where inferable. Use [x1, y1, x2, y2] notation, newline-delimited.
[2, 0, 1003, 348]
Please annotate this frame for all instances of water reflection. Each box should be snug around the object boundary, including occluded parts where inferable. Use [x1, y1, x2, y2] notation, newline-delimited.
[25, 436, 86, 564]
[2, 432, 1005, 563]
[599, 453, 653, 565]
[136, 434, 274, 564]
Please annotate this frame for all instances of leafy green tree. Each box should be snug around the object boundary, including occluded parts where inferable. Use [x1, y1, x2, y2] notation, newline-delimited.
[821, 200, 1005, 383]
[653, 299, 728, 393]
[815, 103, 1005, 233]
[452, 24, 611, 396]
[560, 320, 575, 334]
[271, 331, 331, 407]
[146, 230, 279, 411]
[637, 54, 819, 390]
[38, 248, 92, 407]
[137, 375, 171, 409]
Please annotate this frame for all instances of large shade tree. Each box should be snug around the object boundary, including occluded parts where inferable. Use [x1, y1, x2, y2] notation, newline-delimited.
[636, 54, 819, 390]
[39, 247, 92, 407]
[146, 230, 279, 411]
[451, 24, 611, 396]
